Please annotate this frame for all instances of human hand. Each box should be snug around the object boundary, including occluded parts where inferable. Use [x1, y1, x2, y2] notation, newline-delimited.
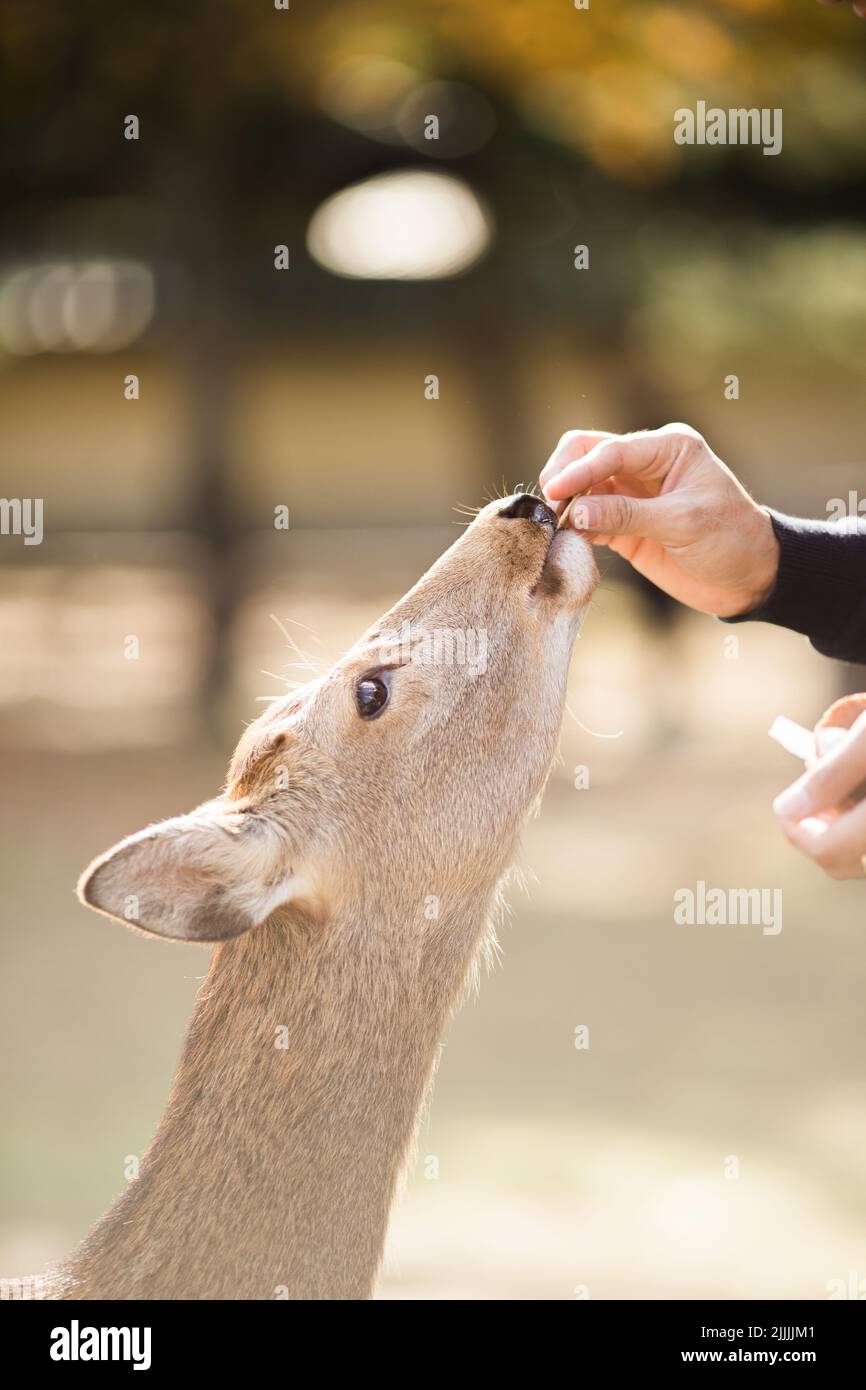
[774, 700, 866, 880]
[540, 424, 779, 619]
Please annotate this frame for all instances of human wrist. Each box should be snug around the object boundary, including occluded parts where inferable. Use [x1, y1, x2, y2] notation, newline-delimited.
[735, 506, 780, 615]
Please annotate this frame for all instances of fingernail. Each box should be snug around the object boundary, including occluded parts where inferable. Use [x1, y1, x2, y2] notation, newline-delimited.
[571, 500, 598, 530]
[773, 784, 810, 818]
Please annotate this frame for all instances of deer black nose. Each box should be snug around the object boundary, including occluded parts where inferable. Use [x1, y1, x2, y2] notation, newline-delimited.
[498, 493, 557, 529]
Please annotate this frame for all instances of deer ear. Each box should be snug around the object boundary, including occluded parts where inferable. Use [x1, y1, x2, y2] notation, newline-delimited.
[77, 801, 295, 942]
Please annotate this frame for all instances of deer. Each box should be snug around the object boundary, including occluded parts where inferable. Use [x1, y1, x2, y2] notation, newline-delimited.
[15, 492, 597, 1300]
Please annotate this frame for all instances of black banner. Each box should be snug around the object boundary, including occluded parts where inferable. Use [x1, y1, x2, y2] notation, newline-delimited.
[5, 1298, 862, 1374]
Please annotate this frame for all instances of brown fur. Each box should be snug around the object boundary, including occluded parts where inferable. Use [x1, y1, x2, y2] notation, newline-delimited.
[28, 497, 597, 1300]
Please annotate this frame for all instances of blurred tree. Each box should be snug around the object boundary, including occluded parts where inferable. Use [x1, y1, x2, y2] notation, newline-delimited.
[1, 0, 864, 708]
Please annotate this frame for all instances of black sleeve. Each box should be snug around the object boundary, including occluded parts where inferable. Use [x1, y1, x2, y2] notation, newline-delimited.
[722, 509, 866, 663]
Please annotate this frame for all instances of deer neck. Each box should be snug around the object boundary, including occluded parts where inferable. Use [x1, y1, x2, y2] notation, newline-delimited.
[53, 893, 493, 1300]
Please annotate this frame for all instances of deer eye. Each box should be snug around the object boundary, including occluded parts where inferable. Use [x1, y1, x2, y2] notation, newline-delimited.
[355, 674, 390, 720]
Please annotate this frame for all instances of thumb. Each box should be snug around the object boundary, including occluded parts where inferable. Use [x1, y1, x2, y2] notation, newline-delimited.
[773, 711, 866, 819]
[569, 492, 678, 540]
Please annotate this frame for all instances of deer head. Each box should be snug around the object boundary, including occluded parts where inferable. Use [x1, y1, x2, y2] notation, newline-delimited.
[78, 494, 597, 947]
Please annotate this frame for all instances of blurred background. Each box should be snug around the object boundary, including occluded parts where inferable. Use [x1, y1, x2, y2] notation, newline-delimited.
[2, 0, 866, 1299]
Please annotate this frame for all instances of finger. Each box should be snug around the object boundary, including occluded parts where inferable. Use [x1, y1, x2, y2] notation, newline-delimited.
[549, 480, 615, 519]
[773, 711, 866, 818]
[542, 431, 679, 502]
[568, 490, 681, 540]
[539, 430, 613, 489]
[854, 0, 866, 16]
[779, 800, 866, 879]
